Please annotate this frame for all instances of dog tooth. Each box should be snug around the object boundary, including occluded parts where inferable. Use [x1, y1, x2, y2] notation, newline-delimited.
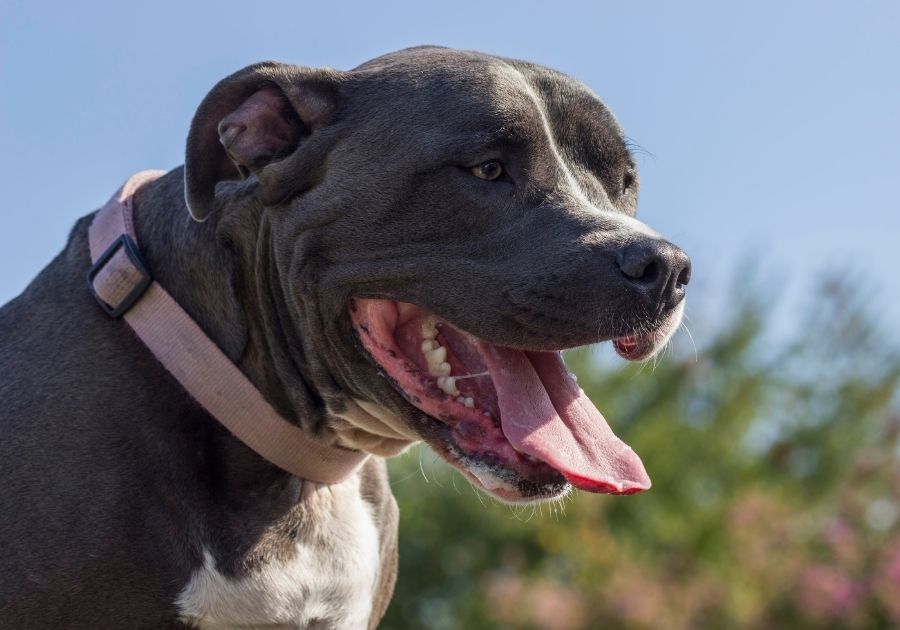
[431, 361, 452, 377]
[427, 358, 451, 377]
[421, 319, 438, 340]
[462, 397, 474, 408]
[424, 346, 446, 365]
[421, 339, 438, 353]
[437, 376, 460, 396]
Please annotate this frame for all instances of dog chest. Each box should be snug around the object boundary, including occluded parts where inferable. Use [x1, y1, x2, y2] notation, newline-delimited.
[175, 477, 380, 629]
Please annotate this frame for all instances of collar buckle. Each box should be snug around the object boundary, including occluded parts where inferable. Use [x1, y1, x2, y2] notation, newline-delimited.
[86, 234, 152, 318]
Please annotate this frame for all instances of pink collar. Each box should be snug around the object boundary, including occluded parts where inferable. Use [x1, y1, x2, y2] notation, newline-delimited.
[86, 171, 368, 485]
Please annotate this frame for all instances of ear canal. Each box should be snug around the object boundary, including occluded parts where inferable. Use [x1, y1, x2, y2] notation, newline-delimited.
[184, 62, 340, 222]
[216, 88, 302, 179]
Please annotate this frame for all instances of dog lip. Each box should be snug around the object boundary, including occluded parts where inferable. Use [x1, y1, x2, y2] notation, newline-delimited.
[422, 423, 568, 502]
[613, 333, 657, 360]
[614, 335, 640, 355]
[613, 314, 681, 360]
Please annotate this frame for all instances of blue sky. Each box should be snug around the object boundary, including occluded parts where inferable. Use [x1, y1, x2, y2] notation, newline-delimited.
[2, 1, 898, 347]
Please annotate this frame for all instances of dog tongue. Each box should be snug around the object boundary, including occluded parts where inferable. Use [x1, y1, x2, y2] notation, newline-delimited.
[478, 345, 651, 495]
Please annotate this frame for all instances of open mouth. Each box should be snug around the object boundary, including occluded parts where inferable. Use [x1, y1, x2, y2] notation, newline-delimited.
[349, 299, 651, 501]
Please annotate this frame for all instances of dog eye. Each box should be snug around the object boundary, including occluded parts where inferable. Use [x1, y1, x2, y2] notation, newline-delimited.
[471, 161, 504, 181]
[622, 171, 635, 194]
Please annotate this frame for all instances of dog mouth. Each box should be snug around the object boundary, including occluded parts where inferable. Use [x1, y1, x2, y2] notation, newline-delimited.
[611, 301, 685, 361]
[613, 334, 657, 360]
[349, 298, 651, 502]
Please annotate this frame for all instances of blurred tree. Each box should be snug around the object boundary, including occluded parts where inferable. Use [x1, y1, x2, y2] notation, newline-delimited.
[382, 277, 900, 629]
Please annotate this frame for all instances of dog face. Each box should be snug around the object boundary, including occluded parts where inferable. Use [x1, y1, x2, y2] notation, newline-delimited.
[185, 47, 690, 503]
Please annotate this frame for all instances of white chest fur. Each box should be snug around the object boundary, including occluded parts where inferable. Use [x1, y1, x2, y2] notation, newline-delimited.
[176, 476, 380, 629]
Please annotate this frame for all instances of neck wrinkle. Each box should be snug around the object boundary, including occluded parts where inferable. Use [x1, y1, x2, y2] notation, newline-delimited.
[129, 169, 307, 497]
[245, 211, 326, 434]
[130, 168, 313, 433]
[132, 169, 363, 455]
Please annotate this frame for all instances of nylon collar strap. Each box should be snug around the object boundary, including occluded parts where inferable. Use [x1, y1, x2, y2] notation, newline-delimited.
[86, 171, 368, 485]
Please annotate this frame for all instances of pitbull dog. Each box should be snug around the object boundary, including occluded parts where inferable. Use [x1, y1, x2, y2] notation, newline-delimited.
[0, 46, 690, 628]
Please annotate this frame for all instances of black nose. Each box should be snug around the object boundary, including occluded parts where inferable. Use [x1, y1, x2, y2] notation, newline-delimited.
[617, 239, 691, 305]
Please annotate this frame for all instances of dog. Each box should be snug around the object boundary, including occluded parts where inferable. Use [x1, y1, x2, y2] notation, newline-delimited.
[0, 46, 690, 629]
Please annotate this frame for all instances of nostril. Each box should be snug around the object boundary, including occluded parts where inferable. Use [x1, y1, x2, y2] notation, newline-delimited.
[639, 260, 660, 285]
[676, 263, 691, 288]
[618, 239, 691, 303]
[673, 250, 692, 289]
[617, 243, 661, 286]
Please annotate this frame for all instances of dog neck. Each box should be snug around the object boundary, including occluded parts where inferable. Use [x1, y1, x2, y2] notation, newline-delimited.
[103, 172, 366, 483]
[131, 169, 415, 460]
[132, 170, 309, 422]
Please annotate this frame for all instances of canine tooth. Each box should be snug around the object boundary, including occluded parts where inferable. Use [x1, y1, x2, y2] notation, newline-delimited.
[462, 397, 474, 408]
[437, 376, 460, 396]
[421, 319, 438, 340]
[424, 346, 447, 367]
[421, 339, 438, 353]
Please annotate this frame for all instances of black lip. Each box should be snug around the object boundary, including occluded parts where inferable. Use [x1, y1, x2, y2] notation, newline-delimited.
[404, 387, 569, 500]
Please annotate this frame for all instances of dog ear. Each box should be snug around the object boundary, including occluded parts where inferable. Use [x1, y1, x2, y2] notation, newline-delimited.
[184, 62, 341, 222]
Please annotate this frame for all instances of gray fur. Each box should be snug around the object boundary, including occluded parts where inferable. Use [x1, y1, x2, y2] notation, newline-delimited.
[0, 46, 688, 628]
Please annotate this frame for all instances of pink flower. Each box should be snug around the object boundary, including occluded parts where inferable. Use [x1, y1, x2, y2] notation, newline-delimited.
[796, 564, 864, 624]
[874, 539, 900, 622]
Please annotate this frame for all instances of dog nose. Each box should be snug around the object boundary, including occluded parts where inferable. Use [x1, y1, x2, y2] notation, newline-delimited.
[617, 239, 691, 305]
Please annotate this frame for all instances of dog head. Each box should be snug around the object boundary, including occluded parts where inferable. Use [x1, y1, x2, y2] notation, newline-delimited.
[184, 47, 690, 503]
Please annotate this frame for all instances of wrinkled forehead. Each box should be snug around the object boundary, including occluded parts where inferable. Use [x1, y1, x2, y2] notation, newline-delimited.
[350, 49, 626, 150]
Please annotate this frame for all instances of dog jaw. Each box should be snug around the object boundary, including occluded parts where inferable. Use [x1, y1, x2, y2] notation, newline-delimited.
[347, 298, 653, 503]
[326, 398, 417, 458]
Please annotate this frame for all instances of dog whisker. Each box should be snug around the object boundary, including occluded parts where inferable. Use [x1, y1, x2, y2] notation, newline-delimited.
[417, 450, 429, 484]
[623, 136, 655, 159]
[453, 372, 490, 380]
[389, 469, 423, 486]
[429, 453, 445, 489]
[681, 320, 699, 363]
[470, 483, 489, 509]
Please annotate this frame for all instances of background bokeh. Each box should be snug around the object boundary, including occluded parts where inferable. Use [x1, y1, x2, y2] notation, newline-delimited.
[2, 1, 898, 628]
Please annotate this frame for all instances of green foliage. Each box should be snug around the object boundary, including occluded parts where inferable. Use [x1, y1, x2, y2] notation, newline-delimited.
[382, 280, 900, 629]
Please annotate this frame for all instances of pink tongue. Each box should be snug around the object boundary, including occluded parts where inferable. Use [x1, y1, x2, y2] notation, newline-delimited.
[479, 345, 651, 495]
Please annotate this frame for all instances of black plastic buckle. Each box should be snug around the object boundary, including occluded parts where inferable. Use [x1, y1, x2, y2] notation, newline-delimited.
[86, 234, 152, 319]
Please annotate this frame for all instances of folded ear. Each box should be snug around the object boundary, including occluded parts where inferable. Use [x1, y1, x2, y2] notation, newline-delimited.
[184, 62, 342, 222]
